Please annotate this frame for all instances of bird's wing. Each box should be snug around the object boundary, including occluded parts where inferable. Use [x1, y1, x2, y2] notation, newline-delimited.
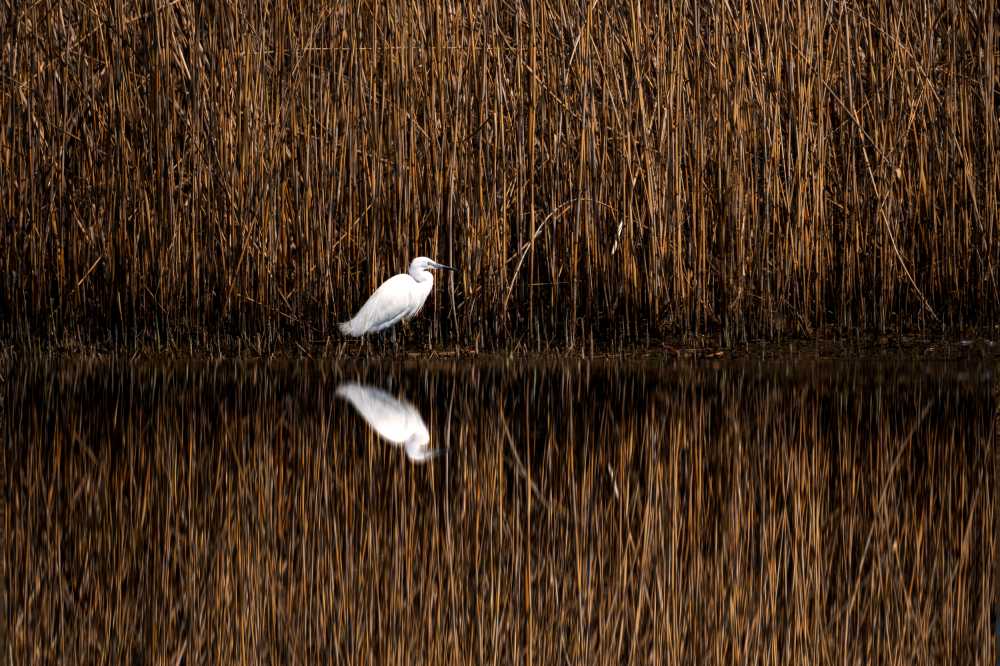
[347, 274, 416, 334]
[404, 280, 434, 319]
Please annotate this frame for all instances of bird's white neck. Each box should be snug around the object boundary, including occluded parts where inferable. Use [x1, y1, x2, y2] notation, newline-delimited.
[409, 267, 434, 284]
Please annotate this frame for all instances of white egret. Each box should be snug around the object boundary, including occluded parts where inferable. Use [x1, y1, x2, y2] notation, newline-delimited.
[336, 382, 443, 463]
[339, 257, 455, 337]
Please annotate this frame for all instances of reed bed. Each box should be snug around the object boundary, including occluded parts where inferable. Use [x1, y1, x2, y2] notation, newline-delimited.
[1, 0, 998, 349]
[2, 357, 996, 662]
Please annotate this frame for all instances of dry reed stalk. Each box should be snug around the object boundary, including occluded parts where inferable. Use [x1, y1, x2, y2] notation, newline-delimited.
[0, 1, 997, 349]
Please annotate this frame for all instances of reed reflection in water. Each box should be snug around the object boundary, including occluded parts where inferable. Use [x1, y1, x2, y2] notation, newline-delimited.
[2, 357, 997, 664]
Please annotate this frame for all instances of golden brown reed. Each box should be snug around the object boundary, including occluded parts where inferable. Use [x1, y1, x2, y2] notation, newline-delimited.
[1, 1, 998, 349]
[2, 358, 996, 663]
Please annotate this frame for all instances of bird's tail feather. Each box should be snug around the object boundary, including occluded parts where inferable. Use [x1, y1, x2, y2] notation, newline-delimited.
[338, 320, 357, 336]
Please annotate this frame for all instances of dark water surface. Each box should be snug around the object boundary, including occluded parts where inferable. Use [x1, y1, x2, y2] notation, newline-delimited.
[3, 355, 997, 663]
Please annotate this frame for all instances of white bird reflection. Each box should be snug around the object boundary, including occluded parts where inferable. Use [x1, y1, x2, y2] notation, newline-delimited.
[336, 382, 442, 463]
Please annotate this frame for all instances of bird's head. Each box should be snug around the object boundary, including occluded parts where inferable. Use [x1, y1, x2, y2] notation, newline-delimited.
[410, 256, 456, 275]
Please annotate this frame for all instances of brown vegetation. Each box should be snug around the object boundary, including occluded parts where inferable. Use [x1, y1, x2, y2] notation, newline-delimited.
[1, 1, 997, 348]
[2, 358, 996, 662]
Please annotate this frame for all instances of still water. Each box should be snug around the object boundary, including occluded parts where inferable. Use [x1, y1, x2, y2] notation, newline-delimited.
[3, 354, 997, 663]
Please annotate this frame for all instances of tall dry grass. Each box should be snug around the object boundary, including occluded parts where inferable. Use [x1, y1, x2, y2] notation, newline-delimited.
[1, 1, 997, 348]
[2, 357, 996, 662]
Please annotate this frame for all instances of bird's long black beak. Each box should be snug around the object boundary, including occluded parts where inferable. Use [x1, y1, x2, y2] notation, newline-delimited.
[432, 262, 456, 272]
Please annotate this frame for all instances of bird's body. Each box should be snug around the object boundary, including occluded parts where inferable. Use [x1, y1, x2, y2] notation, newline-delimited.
[336, 382, 441, 463]
[339, 257, 454, 337]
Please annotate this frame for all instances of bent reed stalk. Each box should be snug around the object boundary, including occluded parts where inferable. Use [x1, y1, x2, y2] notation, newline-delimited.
[1, 0, 997, 349]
